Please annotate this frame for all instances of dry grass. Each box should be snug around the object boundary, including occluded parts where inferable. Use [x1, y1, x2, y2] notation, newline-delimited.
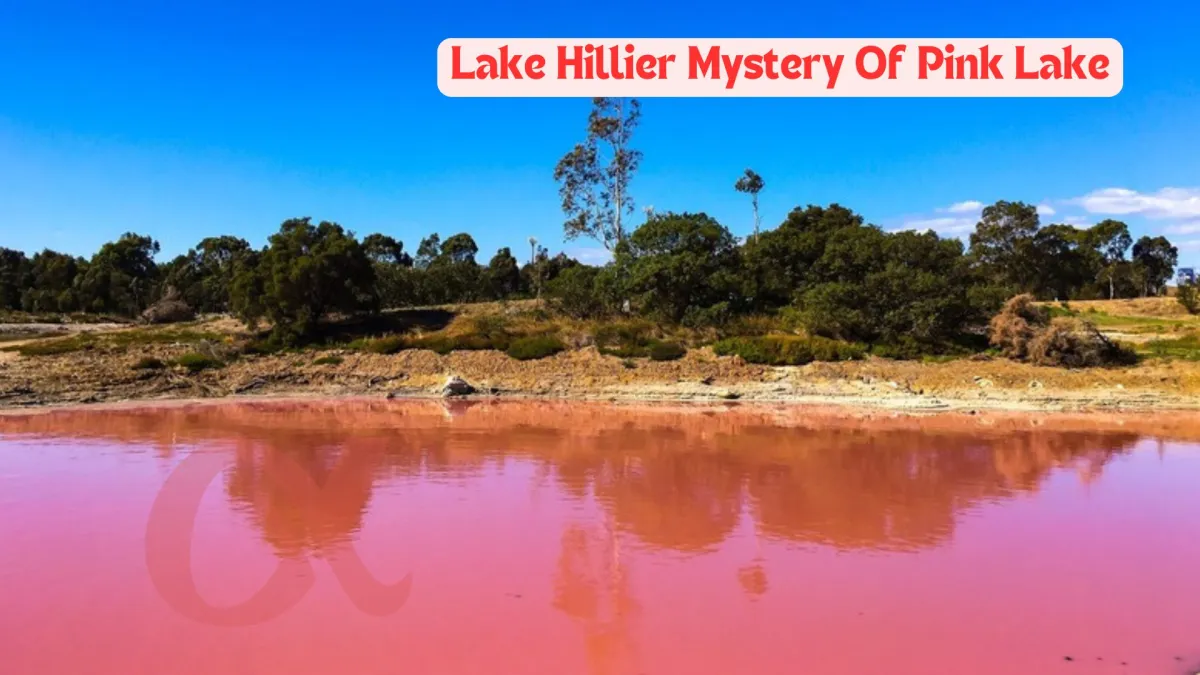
[1055, 297, 1192, 318]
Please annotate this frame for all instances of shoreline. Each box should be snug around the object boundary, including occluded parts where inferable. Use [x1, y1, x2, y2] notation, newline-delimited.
[3, 378, 1200, 417]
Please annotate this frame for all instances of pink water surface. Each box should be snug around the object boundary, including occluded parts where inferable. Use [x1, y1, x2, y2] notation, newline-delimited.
[0, 400, 1197, 674]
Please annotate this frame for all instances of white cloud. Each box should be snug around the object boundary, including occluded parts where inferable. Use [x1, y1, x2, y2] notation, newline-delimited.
[1176, 239, 1200, 251]
[1037, 203, 1056, 216]
[944, 200, 983, 214]
[1062, 215, 1093, 227]
[1164, 221, 1200, 236]
[565, 246, 612, 265]
[1076, 187, 1200, 219]
[899, 216, 976, 235]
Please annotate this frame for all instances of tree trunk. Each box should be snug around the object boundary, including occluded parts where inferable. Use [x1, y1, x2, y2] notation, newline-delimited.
[752, 194, 760, 238]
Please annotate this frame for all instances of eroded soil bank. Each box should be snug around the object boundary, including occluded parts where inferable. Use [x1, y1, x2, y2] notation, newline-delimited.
[3, 339, 1200, 413]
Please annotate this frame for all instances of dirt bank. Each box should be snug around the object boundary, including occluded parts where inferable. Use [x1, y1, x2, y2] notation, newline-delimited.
[3, 337, 1200, 412]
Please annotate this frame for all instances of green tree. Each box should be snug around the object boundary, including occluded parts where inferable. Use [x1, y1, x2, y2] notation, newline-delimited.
[797, 228, 975, 346]
[967, 201, 1041, 294]
[1131, 235, 1177, 297]
[618, 212, 740, 323]
[414, 234, 441, 270]
[554, 97, 642, 251]
[545, 264, 605, 318]
[160, 236, 252, 312]
[1032, 224, 1092, 300]
[20, 250, 85, 313]
[485, 247, 521, 299]
[231, 218, 376, 342]
[734, 169, 766, 238]
[741, 204, 865, 310]
[362, 233, 412, 267]
[75, 233, 161, 316]
[0, 248, 31, 310]
[1085, 219, 1132, 299]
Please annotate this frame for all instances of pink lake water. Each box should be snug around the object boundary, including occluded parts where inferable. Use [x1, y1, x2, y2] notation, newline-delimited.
[0, 400, 1198, 674]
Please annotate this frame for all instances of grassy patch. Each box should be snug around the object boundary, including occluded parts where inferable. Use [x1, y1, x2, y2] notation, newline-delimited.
[313, 355, 344, 366]
[1140, 333, 1200, 361]
[648, 341, 687, 361]
[506, 335, 565, 360]
[5, 334, 97, 356]
[131, 356, 167, 370]
[174, 353, 223, 372]
[712, 335, 865, 365]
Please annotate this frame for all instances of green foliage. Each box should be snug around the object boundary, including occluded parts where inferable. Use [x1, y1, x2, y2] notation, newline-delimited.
[546, 265, 605, 318]
[712, 335, 865, 365]
[0, 247, 30, 310]
[618, 212, 741, 323]
[1131, 236, 1177, 296]
[8, 334, 96, 356]
[160, 236, 252, 313]
[1142, 333, 1200, 361]
[648, 341, 686, 361]
[506, 334, 565, 360]
[555, 97, 642, 250]
[132, 356, 166, 370]
[358, 335, 407, 354]
[75, 233, 161, 316]
[20, 250, 85, 313]
[313, 355, 344, 365]
[174, 352, 222, 372]
[231, 218, 377, 343]
[1178, 282, 1200, 315]
[485, 247, 521, 299]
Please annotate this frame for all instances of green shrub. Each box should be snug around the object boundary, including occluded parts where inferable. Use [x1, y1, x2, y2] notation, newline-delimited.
[506, 335, 565, 360]
[360, 335, 406, 354]
[174, 352, 222, 372]
[546, 265, 605, 318]
[648, 341, 687, 361]
[712, 335, 864, 365]
[1179, 282, 1200, 315]
[132, 356, 166, 370]
[9, 334, 95, 356]
[313, 355, 344, 366]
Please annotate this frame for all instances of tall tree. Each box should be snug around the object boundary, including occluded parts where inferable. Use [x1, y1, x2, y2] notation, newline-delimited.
[1131, 235, 1178, 297]
[0, 247, 30, 310]
[967, 201, 1041, 293]
[554, 97, 642, 251]
[75, 233, 161, 316]
[486, 247, 521, 299]
[231, 218, 376, 342]
[734, 169, 766, 238]
[20, 250, 85, 313]
[1086, 219, 1132, 299]
[362, 233, 412, 267]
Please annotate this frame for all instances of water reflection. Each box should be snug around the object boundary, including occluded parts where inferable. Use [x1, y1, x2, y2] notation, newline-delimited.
[0, 400, 1148, 558]
[2, 400, 1196, 675]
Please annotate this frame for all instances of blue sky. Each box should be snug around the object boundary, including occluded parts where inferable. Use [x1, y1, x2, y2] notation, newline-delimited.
[1, 0, 1198, 267]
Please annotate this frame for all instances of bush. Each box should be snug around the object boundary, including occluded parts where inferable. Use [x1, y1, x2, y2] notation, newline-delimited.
[360, 336, 406, 354]
[10, 334, 95, 356]
[1027, 318, 1137, 368]
[1178, 282, 1200, 315]
[712, 335, 865, 365]
[648, 341, 687, 361]
[546, 265, 605, 319]
[506, 335, 565, 360]
[174, 352, 222, 372]
[132, 356, 166, 370]
[988, 295, 1135, 368]
[988, 294, 1048, 359]
[313, 355, 344, 366]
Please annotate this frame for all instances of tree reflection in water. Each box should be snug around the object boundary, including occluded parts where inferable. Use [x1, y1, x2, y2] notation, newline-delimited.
[0, 399, 1161, 672]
